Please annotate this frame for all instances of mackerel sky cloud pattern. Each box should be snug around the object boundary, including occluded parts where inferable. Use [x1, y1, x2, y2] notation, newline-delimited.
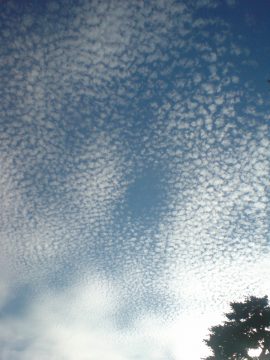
[0, 0, 269, 359]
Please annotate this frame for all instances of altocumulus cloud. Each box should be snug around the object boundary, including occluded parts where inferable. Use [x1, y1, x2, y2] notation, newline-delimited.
[0, 271, 222, 360]
[0, 0, 269, 358]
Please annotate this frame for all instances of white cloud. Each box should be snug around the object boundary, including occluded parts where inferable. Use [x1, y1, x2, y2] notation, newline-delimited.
[0, 0, 269, 358]
[0, 273, 215, 360]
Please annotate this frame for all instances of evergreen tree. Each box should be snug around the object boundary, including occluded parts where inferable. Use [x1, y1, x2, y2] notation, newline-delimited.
[204, 296, 270, 360]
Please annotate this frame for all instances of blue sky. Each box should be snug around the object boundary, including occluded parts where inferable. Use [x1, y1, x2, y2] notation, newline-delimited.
[0, 0, 269, 359]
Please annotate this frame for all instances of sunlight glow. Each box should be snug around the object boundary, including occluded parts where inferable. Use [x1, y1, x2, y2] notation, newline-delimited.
[248, 348, 262, 357]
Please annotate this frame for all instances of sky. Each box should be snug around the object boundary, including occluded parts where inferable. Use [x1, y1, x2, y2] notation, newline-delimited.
[0, 0, 270, 359]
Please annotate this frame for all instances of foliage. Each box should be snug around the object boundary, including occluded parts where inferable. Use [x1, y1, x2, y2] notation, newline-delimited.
[203, 296, 270, 360]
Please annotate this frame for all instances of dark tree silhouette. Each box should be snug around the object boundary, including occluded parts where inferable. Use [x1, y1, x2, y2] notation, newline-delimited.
[203, 296, 270, 360]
